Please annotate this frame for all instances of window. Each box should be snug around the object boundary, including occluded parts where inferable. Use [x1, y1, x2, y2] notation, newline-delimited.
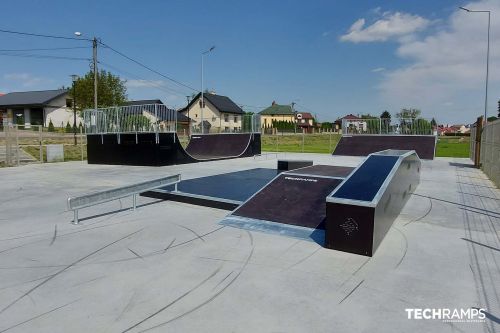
[234, 116, 238, 123]
[224, 114, 229, 122]
[225, 126, 230, 132]
[66, 99, 73, 108]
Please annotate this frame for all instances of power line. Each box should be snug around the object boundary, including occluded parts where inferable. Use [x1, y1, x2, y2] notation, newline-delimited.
[98, 61, 191, 98]
[0, 46, 89, 52]
[99, 41, 199, 92]
[0, 28, 91, 41]
[0, 52, 90, 61]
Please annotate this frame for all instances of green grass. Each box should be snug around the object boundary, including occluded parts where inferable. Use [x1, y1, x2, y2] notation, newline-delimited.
[23, 144, 87, 162]
[261, 134, 341, 154]
[435, 136, 470, 158]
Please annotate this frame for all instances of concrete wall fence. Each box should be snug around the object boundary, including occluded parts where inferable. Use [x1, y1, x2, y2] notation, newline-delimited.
[480, 119, 500, 187]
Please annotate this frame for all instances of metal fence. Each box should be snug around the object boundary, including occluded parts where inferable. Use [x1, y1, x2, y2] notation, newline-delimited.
[1, 124, 86, 167]
[189, 113, 261, 134]
[342, 118, 434, 135]
[480, 119, 500, 187]
[83, 104, 261, 135]
[83, 104, 178, 134]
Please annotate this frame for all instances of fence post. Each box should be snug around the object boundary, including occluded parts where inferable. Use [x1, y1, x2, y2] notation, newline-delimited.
[329, 131, 332, 152]
[15, 125, 20, 166]
[302, 128, 305, 152]
[80, 126, 84, 161]
[474, 116, 483, 168]
[5, 125, 11, 166]
[39, 125, 43, 163]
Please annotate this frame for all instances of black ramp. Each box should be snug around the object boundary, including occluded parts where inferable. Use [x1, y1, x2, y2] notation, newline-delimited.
[333, 135, 436, 160]
[325, 150, 421, 256]
[185, 133, 255, 159]
[233, 174, 342, 229]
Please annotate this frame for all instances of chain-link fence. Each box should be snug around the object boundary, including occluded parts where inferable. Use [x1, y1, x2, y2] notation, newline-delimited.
[342, 118, 434, 135]
[1, 124, 86, 167]
[261, 132, 341, 154]
[480, 119, 500, 187]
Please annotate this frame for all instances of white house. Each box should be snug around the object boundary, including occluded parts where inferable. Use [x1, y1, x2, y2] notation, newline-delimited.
[0, 89, 82, 128]
[179, 92, 244, 133]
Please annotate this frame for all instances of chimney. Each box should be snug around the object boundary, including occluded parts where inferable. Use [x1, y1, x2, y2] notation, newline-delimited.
[272, 101, 276, 106]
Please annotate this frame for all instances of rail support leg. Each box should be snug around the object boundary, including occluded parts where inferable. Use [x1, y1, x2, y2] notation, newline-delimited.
[133, 194, 137, 210]
[72, 210, 79, 225]
[174, 182, 178, 192]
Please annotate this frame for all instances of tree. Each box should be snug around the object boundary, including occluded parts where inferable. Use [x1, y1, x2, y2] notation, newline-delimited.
[70, 69, 127, 110]
[395, 108, 421, 120]
[48, 119, 55, 132]
[431, 118, 437, 127]
[380, 110, 391, 133]
[380, 110, 391, 119]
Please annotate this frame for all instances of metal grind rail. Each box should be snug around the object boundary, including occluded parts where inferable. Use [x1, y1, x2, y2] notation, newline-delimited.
[67, 174, 181, 224]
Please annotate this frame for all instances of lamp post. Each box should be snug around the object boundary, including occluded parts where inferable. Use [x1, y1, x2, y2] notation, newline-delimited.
[201, 46, 215, 134]
[75, 32, 98, 112]
[459, 6, 491, 124]
[71, 74, 79, 145]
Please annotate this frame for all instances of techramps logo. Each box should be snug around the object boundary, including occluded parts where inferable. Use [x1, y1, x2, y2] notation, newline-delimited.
[405, 308, 486, 323]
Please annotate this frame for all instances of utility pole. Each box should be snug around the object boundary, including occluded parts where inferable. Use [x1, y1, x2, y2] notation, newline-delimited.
[93, 37, 98, 111]
[201, 46, 215, 134]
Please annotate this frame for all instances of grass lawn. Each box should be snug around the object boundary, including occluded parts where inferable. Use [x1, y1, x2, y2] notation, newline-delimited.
[23, 144, 87, 162]
[262, 134, 341, 154]
[435, 136, 470, 158]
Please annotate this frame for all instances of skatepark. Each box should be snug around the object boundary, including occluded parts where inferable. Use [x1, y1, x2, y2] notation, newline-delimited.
[0, 114, 498, 332]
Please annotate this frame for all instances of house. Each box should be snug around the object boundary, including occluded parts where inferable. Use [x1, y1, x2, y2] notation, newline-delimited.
[295, 112, 315, 133]
[179, 92, 244, 133]
[334, 114, 367, 133]
[259, 101, 295, 128]
[0, 89, 80, 128]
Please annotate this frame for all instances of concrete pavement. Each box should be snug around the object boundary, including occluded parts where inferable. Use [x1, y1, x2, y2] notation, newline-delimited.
[0, 153, 498, 332]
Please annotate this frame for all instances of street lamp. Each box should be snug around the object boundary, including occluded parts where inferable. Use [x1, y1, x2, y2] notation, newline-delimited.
[201, 46, 215, 134]
[459, 6, 491, 124]
[75, 31, 98, 112]
[71, 74, 79, 145]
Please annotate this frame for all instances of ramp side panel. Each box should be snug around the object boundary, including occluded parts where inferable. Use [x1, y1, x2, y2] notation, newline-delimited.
[325, 152, 421, 256]
[185, 133, 258, 159]
[333, 135, 435, 160]
[233, 175, 342, 229]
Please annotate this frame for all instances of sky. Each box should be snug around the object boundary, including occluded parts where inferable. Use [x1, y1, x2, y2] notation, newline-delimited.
[0, 0, 499, 124]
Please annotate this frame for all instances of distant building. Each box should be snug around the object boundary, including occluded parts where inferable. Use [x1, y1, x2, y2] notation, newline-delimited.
[334, 114, 367, 133]
[259, 101, 295, 128]
[179, 92, 244, 133]
[0, 89, 78, 127]
[295, 112, 315, 133]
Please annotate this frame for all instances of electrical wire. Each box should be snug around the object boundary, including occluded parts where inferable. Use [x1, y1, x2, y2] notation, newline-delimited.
[98, 61, 191, 97]
[0, 28, 91, 41]
[0, 52, 90, 61]
[99, 41, 199, 92]
[0, 46, 90, 52]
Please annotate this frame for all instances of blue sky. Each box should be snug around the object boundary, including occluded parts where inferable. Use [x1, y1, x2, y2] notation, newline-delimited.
[0, 0, 498, 123]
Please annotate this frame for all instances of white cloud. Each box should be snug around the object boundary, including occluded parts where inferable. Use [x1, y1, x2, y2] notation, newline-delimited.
[340, 12, 430, 43]
[371, 67, 386, 73]
[3, 73, 51, 87]
[126, 79, 165, 88]
[377, 0, 500, 122]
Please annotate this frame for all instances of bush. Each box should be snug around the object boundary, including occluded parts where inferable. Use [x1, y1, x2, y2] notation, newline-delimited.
[65, 121, 72, 133]
[444, 132, 470, 137]
[48, 120, 55, 132]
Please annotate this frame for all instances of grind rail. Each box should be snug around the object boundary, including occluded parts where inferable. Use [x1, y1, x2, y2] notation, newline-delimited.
[67, 174, 181, 224]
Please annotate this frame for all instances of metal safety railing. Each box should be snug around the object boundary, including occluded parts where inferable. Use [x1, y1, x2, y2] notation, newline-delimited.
[83, 104, 178, 134]
[342, 118, 434, 135]
[67, 174, 181, 224]
[189, 113, 261, 134]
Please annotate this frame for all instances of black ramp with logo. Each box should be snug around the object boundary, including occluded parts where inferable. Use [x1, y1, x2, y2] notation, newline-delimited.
[233, 174, 342, 229]
[332, 135, 436, 160]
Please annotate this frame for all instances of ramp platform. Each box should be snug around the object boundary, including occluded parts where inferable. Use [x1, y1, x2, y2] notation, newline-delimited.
[332, 134, 436, 159]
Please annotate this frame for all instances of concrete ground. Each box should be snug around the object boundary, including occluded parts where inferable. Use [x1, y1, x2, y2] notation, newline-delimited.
[0, 153, 498, 333]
